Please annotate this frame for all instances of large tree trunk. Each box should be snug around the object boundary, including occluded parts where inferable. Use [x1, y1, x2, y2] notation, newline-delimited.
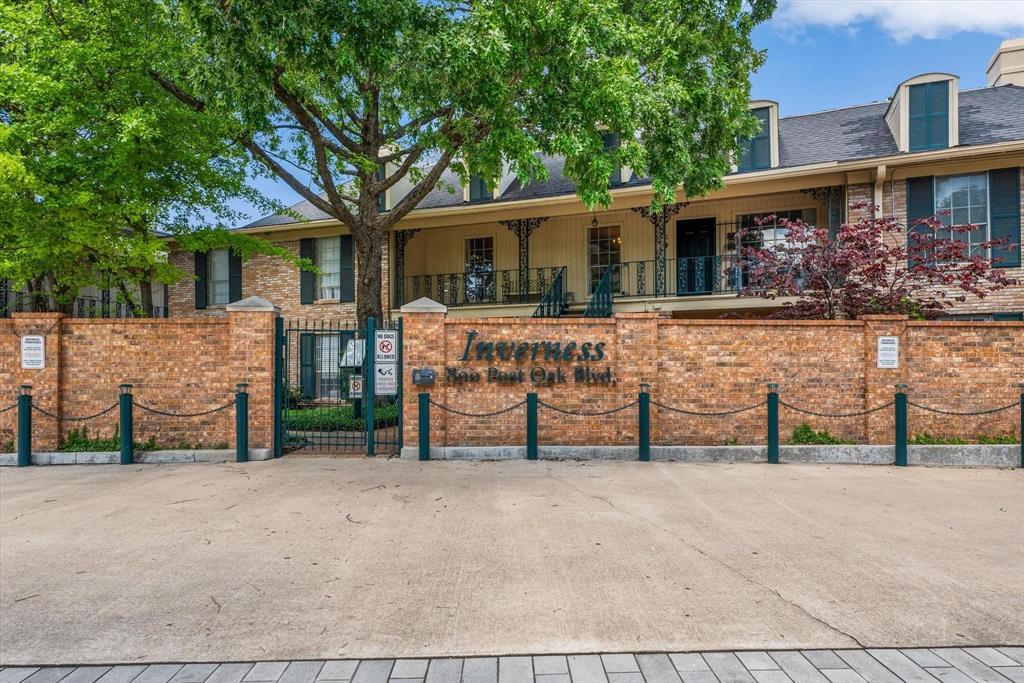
[354, 228, 385, 326]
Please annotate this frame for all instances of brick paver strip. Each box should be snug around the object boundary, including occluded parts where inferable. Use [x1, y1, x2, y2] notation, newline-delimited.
[751, 671, 792, 683]
[171, 665, 220, 683]
[863, 650, 935, 683]
[606, 675, 644, 683]
[207, 664, 256, 683]
[966, 648, 1019, 668]
[737, 653, 778, 672]
[922, 667, 971, 683]
[498, 658, 533, 683]
[567, 656, 607, 683]
[930, 648, 1008, 683]
[897, 652, 947, 670]
[461, 659, 497, 683]
[534, 675, 571, 683]
[820, 670, 867, 683]
[1000, 649, 1024, 666]
[20, 669, 74, 683]
[0, 672, 39, 683]
[995, 668, 1024, 683]
[135, 665, 185, 683]
[279, 662, 326, 683]
[834, 651, 901, 683]
[666, 655, 708, 674]
[352, 661, 395, 683]
[392, 661, 429, 680]
[245, 663, 291, 682]
[319, 662, 359, 682]
[634, 654, 682, 683]
[533, 658, 569, 676]
[59, 668, 112, 683]
[96, 667, 149, 683]
[600, 657, 639, 675]
[770, 651, 829, 683]
[702, 652, 756, 683]
[801, 653, 845, 671]
[425, 659, 463, 683]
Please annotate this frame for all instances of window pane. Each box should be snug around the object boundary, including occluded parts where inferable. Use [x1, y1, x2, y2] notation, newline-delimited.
[316, 237, 341, 299]
[209, 249, 230, 305]
[933, 172, 989, 257]
[588, 225, 621, 293]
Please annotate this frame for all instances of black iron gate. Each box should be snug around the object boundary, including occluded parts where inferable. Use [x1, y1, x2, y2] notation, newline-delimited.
[274, 316, 402, 456]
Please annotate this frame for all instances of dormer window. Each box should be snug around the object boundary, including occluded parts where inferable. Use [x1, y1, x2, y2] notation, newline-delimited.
[468, 174, 489, 202]
[602, 132, 622, 185]
[909, 81, 949, 151]
[738, 104, 776, 172]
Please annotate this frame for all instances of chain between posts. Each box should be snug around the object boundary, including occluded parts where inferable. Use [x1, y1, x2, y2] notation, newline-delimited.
[428, 398, 526, 418]
[779, 400, 895, 419]
[132, 399, 236, 418]
[907, 400, 1021, 416]
[652, 399, 767, 416]
[0, 402, 17, 415]
[537, 399, 639, 417]
[31, 402, 119, 421]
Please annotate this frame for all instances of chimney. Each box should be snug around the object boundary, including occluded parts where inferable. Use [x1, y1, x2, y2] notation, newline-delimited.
[987, 38, 1024, 87]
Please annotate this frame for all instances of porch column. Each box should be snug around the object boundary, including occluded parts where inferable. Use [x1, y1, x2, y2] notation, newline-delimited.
[393, 229, 420, 307]
[499, 217, 549, 302]
[630, 202, 686, 297]
[801, 186, 845, 237]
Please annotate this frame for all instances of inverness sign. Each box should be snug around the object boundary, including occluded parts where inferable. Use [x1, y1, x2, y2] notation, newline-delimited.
[447, 330, 613, 386]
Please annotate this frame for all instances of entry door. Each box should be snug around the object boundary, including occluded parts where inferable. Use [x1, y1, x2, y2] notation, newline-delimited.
[676, 218, 716, 294]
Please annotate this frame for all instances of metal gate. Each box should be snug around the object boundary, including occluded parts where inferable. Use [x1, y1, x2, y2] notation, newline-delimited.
[274, 316, 402, 456]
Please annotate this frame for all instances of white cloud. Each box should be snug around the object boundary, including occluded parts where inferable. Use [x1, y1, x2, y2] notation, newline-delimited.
[773, 0, 1024, 42]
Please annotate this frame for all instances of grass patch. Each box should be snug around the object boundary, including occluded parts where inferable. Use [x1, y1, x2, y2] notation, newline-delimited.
[286, 403, 399, 431]
[789, 422, 854, 445]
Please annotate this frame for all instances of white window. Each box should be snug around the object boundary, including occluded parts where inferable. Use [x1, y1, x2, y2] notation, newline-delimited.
[588, 225, 621, 293]
[317, 335, 341, 399]
[935, 173, 989, 257]
[316, 237, 341, 300]
[735, 209, 817, 252]
[209, 248, 230, 305]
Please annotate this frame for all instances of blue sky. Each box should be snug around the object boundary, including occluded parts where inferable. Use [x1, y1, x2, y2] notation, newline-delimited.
[228, 0, 1024, 224]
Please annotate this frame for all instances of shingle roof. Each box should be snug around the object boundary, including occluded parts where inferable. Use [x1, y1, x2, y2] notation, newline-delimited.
[243, 84, 1024, 229]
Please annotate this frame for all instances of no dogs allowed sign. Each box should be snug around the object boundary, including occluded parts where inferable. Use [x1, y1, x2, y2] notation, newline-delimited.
[374, 329, 397, 363]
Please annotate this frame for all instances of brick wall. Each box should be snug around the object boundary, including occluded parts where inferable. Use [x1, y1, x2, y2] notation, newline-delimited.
[0, 306, 276, 452]
[168, 238, 391, 322]
[402, 311, 1023, 447]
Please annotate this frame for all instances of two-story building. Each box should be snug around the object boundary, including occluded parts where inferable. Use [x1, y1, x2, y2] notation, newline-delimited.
[157, 39, 1023, 325]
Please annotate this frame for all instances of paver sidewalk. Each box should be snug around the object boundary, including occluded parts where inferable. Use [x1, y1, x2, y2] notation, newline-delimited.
[3, 649, 1024, 683]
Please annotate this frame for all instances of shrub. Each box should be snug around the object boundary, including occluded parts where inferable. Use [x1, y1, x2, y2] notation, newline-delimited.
[976, 433, 1019, 445]
[789, 422, 854, 445]
[58, 428, 157, 452]
[286, 403, 399, 431]
[908, 432, 967, 446]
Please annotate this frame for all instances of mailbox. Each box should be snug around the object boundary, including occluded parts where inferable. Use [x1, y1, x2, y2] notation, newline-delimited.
[412, 368, 436, 386]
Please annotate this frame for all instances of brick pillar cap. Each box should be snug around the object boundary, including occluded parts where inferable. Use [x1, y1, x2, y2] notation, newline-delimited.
[225, 296, 281, 313]
[400, 297, 447, 314]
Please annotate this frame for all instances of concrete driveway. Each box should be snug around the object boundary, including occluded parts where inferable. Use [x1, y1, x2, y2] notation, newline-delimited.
[1, 459, 1022, 665]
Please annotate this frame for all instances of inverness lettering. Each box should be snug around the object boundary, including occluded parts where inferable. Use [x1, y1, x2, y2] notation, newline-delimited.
[459, 330, 605, 363]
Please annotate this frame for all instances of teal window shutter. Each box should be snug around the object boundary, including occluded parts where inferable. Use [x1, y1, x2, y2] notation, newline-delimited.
[738, 108, 771, 171]
[228, 251, 242, 303]
[299, 238, 315, 304]
[906, 176, 935, 264]
[299, 333, 315, 399]
[988, 168, 1021, 268]
[194, 251, 208, 310]
[909, 82, 949, 152]
[469, 174, 488, 202]
[339, 235, 355, 302]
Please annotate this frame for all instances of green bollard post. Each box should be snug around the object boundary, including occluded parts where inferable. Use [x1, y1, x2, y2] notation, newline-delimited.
[366, 316, 376, 457]
[767, 383, 779, 464]
[119, 384, 133, 465]
[17, 385, 32, 467]
[418, 392, 430, 461]
[638, 383, 650, 462]
[894, 383, 908, 467]
[236, 382, 249, 463]
[1018, 383, 1023, 468]
[526, 393, 538, 460]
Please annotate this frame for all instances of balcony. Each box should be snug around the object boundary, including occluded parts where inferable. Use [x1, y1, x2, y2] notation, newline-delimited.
[402, 266, 568, 309]
[603, 254, 748, 299]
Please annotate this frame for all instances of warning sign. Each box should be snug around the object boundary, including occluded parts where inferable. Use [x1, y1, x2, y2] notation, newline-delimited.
[349, 376, 363, 399]
[375, 362, 398, 396]
[374, 329, 398, 363]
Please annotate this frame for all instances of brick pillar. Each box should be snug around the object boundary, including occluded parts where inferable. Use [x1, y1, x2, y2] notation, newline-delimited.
[860, 315, 909, 444]
[226, 297, 280, 451]
[399, 298, 448, 454]
[614, 312, 659, 445]
[4, 313, 65, 451]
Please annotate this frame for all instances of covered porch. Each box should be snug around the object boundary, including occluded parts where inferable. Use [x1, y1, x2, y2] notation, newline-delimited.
[391, 186, 844, 317]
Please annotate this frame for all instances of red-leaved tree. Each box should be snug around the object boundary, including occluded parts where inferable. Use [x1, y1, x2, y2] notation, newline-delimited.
[735, 206, 1017, 319]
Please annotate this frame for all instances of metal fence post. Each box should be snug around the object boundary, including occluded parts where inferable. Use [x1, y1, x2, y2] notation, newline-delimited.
[273, 315, 284, 459]
[236, 382, 249, 463]
[894, 383, 908, 467]
[767, 383, 779, 464]
[17, 385, 31, 467]
[526, 393, 538, 460]
[638, 383, 650, 462]
[418, 392, 430, 461]
[366, 316, 376, 457]
[119, 384, 133, 465]
[1018, 382, 1023, 468]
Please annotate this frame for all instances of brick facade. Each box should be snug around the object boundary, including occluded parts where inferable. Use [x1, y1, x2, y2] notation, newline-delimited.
[402, 310, 1023, 447]
[169, 238, 391, 321]
[0, 308, 276, 452]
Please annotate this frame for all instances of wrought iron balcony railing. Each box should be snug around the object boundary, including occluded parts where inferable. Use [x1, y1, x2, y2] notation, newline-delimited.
[402, 266, 568, 308]
[609, 254, 750, 298]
